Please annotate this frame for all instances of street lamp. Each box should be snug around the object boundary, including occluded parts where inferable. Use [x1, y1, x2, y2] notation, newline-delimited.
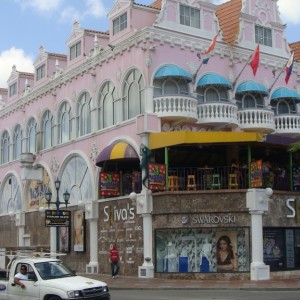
[45, 178, 70, 210]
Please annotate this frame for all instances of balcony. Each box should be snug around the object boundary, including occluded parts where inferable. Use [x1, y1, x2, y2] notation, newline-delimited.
[197, 102, 238, 128]
[274, 114, 300, 137]
[153, 95, 198, 122]
[237, 108, 275, 133]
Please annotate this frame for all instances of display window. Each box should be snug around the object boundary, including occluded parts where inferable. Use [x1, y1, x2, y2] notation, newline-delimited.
[263, 228, 300, 271]
[155, 227, 250, 273]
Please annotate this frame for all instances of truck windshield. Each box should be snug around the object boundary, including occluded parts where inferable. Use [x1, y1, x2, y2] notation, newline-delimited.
[35, 261, 75, 280]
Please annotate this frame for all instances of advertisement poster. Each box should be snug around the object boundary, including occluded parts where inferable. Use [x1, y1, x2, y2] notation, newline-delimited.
[215, 231, 238, 272]
[73, 210, 85, 252]
[250, 160, 263, 188]
[100, 172, 120, 197]
[263, 228, 284, 270]
[59, 226, 70, 253]
[148, 163, 166, 191]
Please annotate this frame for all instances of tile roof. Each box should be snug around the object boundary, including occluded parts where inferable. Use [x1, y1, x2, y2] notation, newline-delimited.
[148, 0, 162, 9]
[0, 88, 8, 93]
[289, 42, 300, 62]
[215, 0, 242, 46]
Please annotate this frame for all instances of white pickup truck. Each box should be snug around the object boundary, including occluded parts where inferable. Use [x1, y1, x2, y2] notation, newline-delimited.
[0, 256, 110, 300]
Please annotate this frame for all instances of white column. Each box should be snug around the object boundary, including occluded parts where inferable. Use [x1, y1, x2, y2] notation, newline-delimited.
[142, 213, 152, 265]
[50, 227, 56, 254]
[18, 226, 25, 246]
[88, 218, 99, 270]
[250, 211, 264, 265]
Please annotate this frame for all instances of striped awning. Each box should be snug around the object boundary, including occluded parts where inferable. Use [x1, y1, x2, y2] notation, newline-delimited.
[197, 73, 232, 90]
[96, 142, 139, 166]
[154, 65, 192, 81]
[236, 81, 268, 95]
[271, 87, 300, 102]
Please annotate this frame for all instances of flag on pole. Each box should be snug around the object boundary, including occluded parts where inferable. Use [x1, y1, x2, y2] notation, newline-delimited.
[285, 52, 294, 84]
[204, 34, 218, 55]
[250, 45, 260, 76]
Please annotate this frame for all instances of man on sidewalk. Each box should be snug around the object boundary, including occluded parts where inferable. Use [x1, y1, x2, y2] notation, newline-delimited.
[109, 243, 120, 279]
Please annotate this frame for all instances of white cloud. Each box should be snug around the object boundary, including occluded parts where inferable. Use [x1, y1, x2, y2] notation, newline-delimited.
[14, 0, 62, 13]
[85, 0, 107, 18]
[59, 6, 81, 24]
[277, 0, 300, 25]
[0, 48, 34, 88]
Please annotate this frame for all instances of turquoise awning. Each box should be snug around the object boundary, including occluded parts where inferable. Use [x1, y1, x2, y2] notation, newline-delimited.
[271, 87, 300, 101]
[197, 73, 232, 90]
[236, 81, 268, 95]
[154, 65, 192, 81]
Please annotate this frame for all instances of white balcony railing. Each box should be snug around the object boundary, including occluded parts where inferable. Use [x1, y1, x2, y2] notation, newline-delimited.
[274, 114, 300, 136]
[237, 108, 275, 133]
[197, 102, 238, 127]
[153, 95, 198, 122]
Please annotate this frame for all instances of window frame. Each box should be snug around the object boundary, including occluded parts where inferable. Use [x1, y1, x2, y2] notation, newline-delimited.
[179, 4, 201, 29]
[1, 130, 10, 164]
[255, 25, 272, 47]
[36, 64, 45, 81]
[42, 110, 53, 149]
[27, 118, 37, 154]
[58, 102, 71, 144]
[70, 41, 81, 60]
[9, 82, 17, 97]
[13, 125, 22, 160]
[113, 13, 127, 35]
[77, 92, 92, 137]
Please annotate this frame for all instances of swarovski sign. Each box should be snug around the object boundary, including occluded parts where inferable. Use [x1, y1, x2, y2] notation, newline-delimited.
[182, 214, 236, 225]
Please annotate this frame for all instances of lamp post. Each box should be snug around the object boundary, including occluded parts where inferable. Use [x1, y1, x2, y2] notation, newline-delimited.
[45, 178, 70, 253]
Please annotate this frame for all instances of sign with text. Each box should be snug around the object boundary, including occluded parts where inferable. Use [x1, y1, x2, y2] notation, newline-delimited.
[100, 172, 120, 197]
[148, 163, 166, 191]
[45, 210, 71, 227]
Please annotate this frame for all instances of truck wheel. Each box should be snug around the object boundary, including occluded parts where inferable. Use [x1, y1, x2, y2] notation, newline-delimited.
[48, 297, 61, 300]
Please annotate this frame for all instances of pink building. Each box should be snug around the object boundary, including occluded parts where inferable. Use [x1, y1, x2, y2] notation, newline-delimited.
[0, 0, 300, 280]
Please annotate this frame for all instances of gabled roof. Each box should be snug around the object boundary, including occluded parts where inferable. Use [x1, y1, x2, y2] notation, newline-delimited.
[215, 0, 242, 46]
[289, 42, 300, 62]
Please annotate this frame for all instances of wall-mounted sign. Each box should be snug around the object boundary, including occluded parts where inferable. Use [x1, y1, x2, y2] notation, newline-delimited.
[45, 210, 71, 227]
[100, 173, 120, 197]
[250, 160, 262, 188]
[148, 163, 166, 191]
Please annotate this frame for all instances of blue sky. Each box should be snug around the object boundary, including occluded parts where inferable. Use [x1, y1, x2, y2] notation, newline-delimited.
[0, 0, 299, 88]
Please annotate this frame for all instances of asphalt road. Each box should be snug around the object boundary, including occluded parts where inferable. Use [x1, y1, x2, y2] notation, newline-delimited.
[110, 289, 300, 300]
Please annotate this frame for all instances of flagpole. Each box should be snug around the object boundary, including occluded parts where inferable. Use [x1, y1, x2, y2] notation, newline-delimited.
[192, 61, 204, 82]
[268, 64, 286, 93]
[232, 54, 253, 89]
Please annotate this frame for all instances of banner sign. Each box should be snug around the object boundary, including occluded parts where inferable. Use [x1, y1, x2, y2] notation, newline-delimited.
[148, 163, 166, 190]
[100, 172, 120, 196]
[45, 210, 71, 227]
[250, 159, 263, 188]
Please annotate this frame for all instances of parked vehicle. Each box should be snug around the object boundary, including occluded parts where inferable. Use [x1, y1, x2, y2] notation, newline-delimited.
[0, 253, 110, 300]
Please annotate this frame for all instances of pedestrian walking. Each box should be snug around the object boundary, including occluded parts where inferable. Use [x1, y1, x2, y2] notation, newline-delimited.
[109, 243, 120, 278]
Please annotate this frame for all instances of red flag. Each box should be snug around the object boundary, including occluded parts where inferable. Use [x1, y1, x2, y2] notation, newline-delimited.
[204, 34, 218, 55]
[250, 45, 260, 76]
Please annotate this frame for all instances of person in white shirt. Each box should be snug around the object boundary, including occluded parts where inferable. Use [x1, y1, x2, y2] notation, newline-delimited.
[14, 265, 28, 289]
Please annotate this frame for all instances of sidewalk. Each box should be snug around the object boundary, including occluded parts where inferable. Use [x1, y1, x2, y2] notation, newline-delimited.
[82, 274, 300, 291]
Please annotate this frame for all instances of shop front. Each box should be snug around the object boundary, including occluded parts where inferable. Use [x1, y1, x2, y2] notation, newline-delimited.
[152, 190, 300, 279]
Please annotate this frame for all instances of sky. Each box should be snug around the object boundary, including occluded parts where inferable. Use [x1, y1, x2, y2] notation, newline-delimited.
[0, 0, 299, 88]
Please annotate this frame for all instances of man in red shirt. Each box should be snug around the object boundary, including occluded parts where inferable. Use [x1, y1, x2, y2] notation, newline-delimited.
[109, 243, 120, 278]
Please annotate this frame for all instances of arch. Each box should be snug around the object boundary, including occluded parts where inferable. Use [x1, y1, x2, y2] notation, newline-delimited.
[57, 100, 72, 144]
[13, 124, 23, 160]
[76, 91, 92, 137]
[1, 130, 10, 164]
[41, 110, 53, 150]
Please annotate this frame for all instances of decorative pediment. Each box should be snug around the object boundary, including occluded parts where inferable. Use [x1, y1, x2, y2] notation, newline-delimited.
[108, 0, 132, 19]
[66, 20, 84, 46]
[7, 65, 19, 84]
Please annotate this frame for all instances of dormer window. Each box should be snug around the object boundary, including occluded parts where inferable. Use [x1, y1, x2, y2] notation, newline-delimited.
[255, 25, 272, 47]
[36, 64, 45, 81]
[70, 41, 81, 60]
[180, 5, 200, 29]
[113, 13, 127, 35]
[9, 83, 17, 97]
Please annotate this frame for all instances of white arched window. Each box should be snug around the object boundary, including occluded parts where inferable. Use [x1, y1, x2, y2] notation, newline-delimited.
[98, 81, 116, 129]
[13, 125, 22, 160]
[77, 92, 91, 137]
[1, 130, 10, 164]
[122, 69, 145, 120]
[27, 118, 37, 153]
[42, 110, 53, 149]
[58, 102, 71, 144]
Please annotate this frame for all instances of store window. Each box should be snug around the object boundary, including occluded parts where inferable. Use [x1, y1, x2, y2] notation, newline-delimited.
[155, 227, 250, 273]
[263, 228, 300, 271]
